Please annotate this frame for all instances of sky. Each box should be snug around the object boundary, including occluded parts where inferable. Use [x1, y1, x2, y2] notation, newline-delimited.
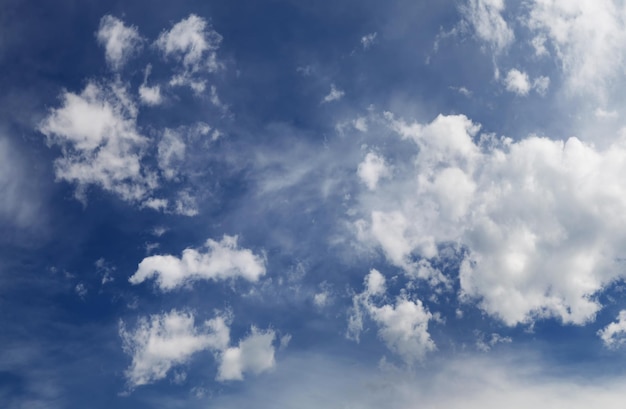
[4, 0, 626, 407]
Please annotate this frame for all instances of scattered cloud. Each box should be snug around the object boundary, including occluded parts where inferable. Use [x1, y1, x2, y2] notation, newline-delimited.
[361, 32, 378, 49]
[598, 310, 626, 349]
[129, 235, 266, 291]
[96, 15, 143, 71]
[322, 84, 345, 103]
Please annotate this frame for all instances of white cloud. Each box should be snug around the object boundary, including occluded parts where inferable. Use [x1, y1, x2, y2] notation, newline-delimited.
[138, 84, 162, 106]
[354, 112, 626, 326]
[353, 116, 368, 132]
[38, 81, 159, 204]
[155, 14, 222, 74]
[357, 152, 391, 190]
[598, 310, 626, 349]
[120, 310, 230, 388]
[322, 84, 345, 103]
[129, 235, 266, 291]
[347, 269, 435, 363]
[504, 69, 531, 96]
[526, 0, 626, 97]
[461, 0, 514, 52]
[217, 328, 276, 381]
[533, 75, 550, 96]
[96, 15, 143, 71]
[157, 129, 186, 180]
[361, 32, 378, 49]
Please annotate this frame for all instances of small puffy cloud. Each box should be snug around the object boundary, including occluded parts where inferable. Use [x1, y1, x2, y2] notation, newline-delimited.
[217, 328, 276, 381]
[462, 0, 514, 52]
[347, 269, 435, 363]
[38, 81, 158, 204]
[129, 235, 266, 291]
[361, 32, 377, 49]
[354, 111, 626, 326]
[120, 310, 230, 388]
[139, 84, 162, 105]
[322, 84, 345, 103]
[369, 298, 436, 364]
[96, 15, 143, 71]
[357, 152, 391, 190]
[504, 69, 531, 95]
[155, 14, 222, 74]
[598, 310, 626, 349]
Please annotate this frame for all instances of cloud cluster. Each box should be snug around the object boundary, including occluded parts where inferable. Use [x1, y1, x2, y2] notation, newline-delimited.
[120, 310, 276, 388]
[41, 14, 225, 212]
[129, 235, 266, 291]
[348, 269, 436, 364]
[39, 81, 159, 204]
[354, 112, 626, 325]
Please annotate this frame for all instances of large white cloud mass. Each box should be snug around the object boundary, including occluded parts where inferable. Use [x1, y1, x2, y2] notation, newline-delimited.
[354, 112, 626, 326]
[129, 235, 267, 291]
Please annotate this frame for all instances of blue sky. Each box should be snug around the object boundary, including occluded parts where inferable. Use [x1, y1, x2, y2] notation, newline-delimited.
[4, 0, 626, 407]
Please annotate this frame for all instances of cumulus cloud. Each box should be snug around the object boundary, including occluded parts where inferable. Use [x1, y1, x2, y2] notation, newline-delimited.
[322, 84, 345, 103]
[96, 15, 143, 71]
[357, 152, 391, 190]
[38, 81, 159, 204]
[348, 269, 435, 364]
[461, 0, 514, 52]
[129, 235, 266, 291]
[120, 310, 230, 387]
[217, 328, 276, 381]
[354, 112, 626, 326]
[504, 69, 531, 95]
[598, 310, 626, 349]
